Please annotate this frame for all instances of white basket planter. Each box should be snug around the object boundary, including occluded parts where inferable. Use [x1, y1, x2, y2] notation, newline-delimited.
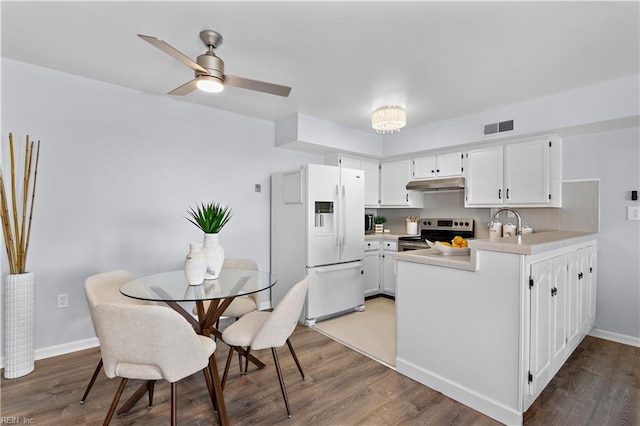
[4, 272, 35, 379]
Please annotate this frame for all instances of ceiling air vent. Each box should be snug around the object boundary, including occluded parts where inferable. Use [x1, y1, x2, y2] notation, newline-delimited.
[483, 119, 515, 136]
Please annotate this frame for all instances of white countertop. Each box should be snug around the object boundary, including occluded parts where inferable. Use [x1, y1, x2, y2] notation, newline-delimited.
[365, 232, 416, 241]
[393, 249, 474, 271]
[468, 231, 598, 255]
[394, 231, 598, 271]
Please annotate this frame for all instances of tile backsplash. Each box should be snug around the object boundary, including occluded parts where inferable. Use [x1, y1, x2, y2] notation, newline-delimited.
[372, 180, 600, 237]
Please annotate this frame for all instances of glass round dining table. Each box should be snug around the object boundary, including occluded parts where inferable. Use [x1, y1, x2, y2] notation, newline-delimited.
[120, 268, 277, 426]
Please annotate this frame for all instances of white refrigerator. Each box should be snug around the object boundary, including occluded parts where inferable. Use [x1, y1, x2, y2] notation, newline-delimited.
[271, 164, 365, 326]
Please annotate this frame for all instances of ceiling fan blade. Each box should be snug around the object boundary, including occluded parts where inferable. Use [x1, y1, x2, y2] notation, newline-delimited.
[138, 34, 207, 74]
[168, 78, 198, 96]
[224, 75, 291, 97]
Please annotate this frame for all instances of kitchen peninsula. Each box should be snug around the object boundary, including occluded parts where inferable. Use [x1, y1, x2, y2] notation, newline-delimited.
[394, 231, 598, 425]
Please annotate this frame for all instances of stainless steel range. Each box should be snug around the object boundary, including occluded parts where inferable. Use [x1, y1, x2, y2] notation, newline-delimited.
[397, 217, 475, 251]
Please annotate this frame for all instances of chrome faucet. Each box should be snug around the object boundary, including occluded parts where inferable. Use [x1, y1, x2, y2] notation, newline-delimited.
[490, 207, 522, 236]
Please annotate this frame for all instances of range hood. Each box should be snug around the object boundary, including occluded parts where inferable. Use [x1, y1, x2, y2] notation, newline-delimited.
[406, 176, 465, 191]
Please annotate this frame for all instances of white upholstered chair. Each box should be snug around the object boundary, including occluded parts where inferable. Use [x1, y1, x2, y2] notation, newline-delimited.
[82, 270, 156, 405]
[221, 277, 309, 418]
[94, 303, 218, 425]
[191, 258, 261, 322]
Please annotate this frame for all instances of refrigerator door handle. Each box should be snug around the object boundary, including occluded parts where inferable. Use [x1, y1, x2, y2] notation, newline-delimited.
[335, 184, 340, 246]
[341, 184, 347, 246]
[314, 262, 362, 274]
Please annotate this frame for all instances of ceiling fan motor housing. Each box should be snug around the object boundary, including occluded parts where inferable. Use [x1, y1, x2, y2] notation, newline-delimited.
[196, 53, 224, 81]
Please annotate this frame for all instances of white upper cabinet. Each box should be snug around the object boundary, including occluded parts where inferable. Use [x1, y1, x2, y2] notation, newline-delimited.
[464, 145, 504, 205]
[325, 154, 380, 207]
[380, 159, 423, 207]
[361, 159, 380, 207]
[412, 151, 463, 179]
[465, 135, 562, 208]
[504, 139, 550, 205]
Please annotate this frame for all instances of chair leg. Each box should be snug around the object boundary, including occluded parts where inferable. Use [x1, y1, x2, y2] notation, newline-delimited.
[80, 357, 103, 404]
[271, 347, 292, 418]
[103, 378, 127, 426]
[244, 346, 251, 375]
[203, 365, 218, 413]
[221, 345, 235, 390]
[170, 382, 177, 426]
[285, 339, 305, 380]
[147, 380, 155, 408]
[202, 364, 215, 403]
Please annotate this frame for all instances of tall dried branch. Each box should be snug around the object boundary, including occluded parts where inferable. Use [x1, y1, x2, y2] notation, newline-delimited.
[0, 171, 16, 274]
[23, 140, 40, 272]
[0, 133, 40, 274]
[9, 134, 19, 255]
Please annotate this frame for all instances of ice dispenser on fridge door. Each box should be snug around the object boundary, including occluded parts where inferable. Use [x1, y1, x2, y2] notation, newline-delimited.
[314, 201, 334, 231]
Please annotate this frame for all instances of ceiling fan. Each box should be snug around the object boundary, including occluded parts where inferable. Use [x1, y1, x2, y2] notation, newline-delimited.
[138, 30, 291, 97]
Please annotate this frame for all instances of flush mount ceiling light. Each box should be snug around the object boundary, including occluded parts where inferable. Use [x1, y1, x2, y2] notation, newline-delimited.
[195, 75, 224, 93]
[371, 105, 407, 134]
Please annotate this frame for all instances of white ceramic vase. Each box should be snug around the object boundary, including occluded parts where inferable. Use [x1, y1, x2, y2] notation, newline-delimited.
[4, 272, 35, 379]
[184, 242, 207, 285]
[203, 233, 224, 280]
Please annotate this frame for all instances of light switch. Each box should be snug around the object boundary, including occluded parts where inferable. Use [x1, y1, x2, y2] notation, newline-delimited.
[628, 206, 639, 221]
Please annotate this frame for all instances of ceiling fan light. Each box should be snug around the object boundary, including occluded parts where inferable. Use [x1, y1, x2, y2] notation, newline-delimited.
[196, 75, 224, 93]
[372, 105, 407, 134]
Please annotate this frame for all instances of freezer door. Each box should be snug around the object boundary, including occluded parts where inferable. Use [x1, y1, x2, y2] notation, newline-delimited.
[306, 262, 364, 323]
[307, 164, 341, 267]
[339, 167, 365, 263]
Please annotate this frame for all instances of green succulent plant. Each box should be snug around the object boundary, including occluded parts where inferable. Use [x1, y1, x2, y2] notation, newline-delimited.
[374, 215, 387, 224]
[186, 202, 233, 234]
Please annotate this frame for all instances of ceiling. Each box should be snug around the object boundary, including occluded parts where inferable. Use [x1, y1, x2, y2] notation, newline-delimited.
[2, 1, 638, 133]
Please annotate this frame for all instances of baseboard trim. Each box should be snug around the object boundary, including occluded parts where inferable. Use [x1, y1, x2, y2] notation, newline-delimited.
[35, 337, 100, 361]
[0, 337, 99, 369]
[589, 328, 640, 348]
[396, 357, 523, 426]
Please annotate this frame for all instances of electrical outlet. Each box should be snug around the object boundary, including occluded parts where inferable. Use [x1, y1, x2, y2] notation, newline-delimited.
[628, 206, 640, 221]
[57, 293, 69, 309]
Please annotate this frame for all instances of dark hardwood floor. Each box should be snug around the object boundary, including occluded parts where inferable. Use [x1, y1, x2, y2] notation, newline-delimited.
[1, 328, 637, 425]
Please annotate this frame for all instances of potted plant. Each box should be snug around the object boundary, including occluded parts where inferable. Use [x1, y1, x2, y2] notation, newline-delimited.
[373, 215, 386, 233]
[0, 133, 41, 378]
[186, 202, 233, 280]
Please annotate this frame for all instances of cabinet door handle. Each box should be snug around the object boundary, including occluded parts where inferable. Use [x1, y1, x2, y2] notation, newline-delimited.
[578, 272, 584, 280]
[506, 188, 510, 199]
[436, 169, 440, 173]
[406, 194, 409, 202]
[498, 189, 502, 199]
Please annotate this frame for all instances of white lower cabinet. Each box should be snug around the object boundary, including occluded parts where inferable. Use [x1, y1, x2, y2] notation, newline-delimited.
[363, 241, 380, 296]
[527, 244, 597, 404]
[395, 237, 597, 425]
[381, 241, 397, 295]
[363, 239, 397, 297]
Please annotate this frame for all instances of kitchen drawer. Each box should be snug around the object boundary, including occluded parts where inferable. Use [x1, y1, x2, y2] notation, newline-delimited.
[365, 240, 380, 251]
[382, 241, 398, 252]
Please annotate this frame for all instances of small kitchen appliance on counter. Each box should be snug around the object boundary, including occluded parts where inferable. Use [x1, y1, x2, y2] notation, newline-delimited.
[365, 214, 374, 232]
[398, 217, 475, 251]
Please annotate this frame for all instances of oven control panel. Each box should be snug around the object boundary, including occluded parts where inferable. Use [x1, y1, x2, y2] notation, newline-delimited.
[421, 218, 474, 233]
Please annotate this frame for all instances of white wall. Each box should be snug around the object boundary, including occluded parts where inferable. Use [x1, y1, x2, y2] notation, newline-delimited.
[0, 58, 323, 354]
[563, 128, 640, 341]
